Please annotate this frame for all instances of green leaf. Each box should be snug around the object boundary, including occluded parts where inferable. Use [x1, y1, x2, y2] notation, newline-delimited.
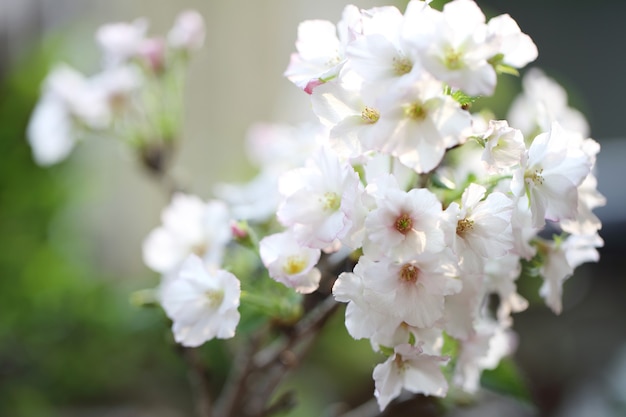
[480, 357, 535, 407]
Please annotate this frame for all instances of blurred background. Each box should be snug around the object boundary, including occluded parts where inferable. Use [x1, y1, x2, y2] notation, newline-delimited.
[0, 0, 625, 416]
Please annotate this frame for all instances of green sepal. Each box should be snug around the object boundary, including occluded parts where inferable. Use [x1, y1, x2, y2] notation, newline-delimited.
[129, 288, 159, 308]
[378, 345, 395, 357]
[488, 53, 520, 76]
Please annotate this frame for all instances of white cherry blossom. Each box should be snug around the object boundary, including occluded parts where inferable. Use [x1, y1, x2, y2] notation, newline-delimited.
[168, 10, 205, 51]
[372, 74, 472, 173]
[444, 183, 514, 259]
[259, 231, 321, 294]
[508, 68, 590, 139]
[160, 254, 240, 347]
[357, 252, 461, 328]
[373, 343, 449, 410]
[511, 122, 592, 228]
[486, 13, 538, 69]
[403, 0, 499, 96]
[363, 175, 445, 260]
[277, 147, 365, 249]
[142, 193, 232, 275]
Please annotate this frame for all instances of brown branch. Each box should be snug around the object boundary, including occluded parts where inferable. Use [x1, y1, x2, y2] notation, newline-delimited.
[181, 347, 213, 417]
[243, 295, 340, 416]
[213, 331, 264, 417]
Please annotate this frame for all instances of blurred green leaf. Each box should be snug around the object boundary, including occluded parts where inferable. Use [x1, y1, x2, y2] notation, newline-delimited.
[481, 357, 535, 407]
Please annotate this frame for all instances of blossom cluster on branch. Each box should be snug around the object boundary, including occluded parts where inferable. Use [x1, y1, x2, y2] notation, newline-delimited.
[27, 0, 605, 414]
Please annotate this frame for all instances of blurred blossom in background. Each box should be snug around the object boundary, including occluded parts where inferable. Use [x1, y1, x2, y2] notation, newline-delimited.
[0, 0, 625, 416]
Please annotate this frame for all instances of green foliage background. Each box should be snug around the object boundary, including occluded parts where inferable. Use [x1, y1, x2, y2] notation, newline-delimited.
[0, 45, 193, 416]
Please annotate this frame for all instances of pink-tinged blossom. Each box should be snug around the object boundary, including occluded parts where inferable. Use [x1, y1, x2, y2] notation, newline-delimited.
[444, 183, 514, 259]
[160, 254, 240, 347]
[511, 122, 592, 228]
[259, 231, 321, 294]
[372, 74, 472, 173]
[168, 10, 205, 51]
[402, 0, 499, 96]
[277, 147, 365, 249]
[373, 343, 449, 411]
[358, 253, 461, 329]
[363, 176, 445, 260]
[508, 68, 590, 139]
[486, 14, 538, 69]
[142, 193, 232, 275]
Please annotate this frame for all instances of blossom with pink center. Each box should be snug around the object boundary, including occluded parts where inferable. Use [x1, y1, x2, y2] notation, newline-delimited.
[357, 252, 461, 328]
[363, 176, 445, 260]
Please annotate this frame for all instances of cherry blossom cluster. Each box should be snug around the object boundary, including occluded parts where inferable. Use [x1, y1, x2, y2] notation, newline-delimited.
[27, 10, 205, 167]
[26, 0, 605, 412]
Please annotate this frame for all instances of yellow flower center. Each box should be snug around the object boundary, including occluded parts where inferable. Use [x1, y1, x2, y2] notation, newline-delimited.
[321, 192, 341, 211]
[404, 102, 427, 121]
[525, 168, 544, 185]
[205, 289, 224, 308]
[283, 255, 307, 275]
[361, 107, 380, 124]
[393, 56, 413, 76]
[444, 48, 464, 70]
[456, 218, 475, 236]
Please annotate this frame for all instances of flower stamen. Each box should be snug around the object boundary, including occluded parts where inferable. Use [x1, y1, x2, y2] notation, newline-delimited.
[283, 255, 307, 275]
[321, 192, 341, 211]
[399, 264, 419, 283]
[393, 56, 413, 76]
[395, 213, 413, 234]
[361, 107, 380, 124]
[456, 218, 474, 236]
